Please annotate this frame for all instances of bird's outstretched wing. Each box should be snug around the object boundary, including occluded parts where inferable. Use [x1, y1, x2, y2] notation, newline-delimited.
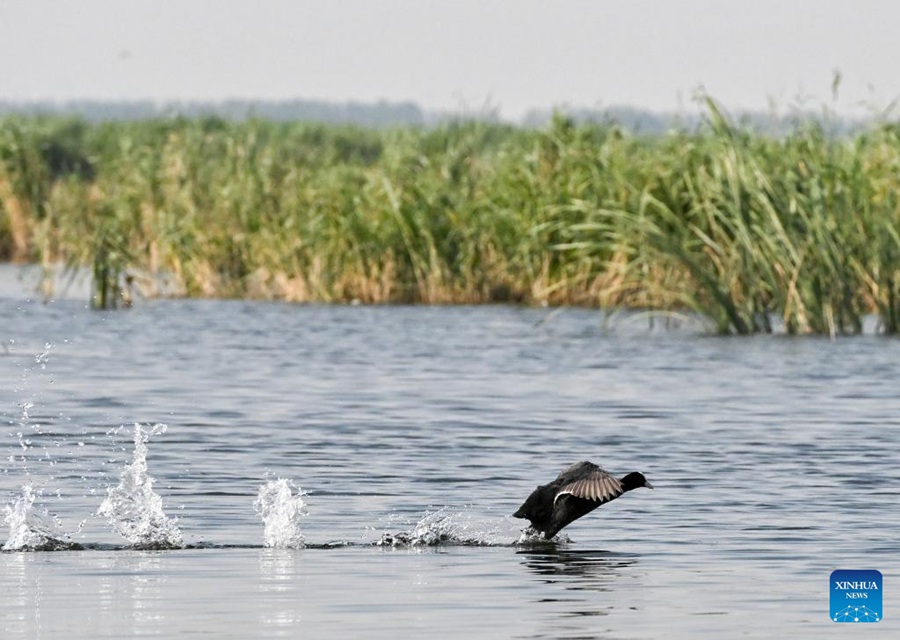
[554, 469, 623, 504]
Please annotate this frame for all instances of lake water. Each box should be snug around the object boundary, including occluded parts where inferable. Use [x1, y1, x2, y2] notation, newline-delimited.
[1, 267, 898, 638]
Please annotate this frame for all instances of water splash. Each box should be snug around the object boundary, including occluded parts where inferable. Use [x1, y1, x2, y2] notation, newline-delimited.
[516, 526, 572, 545]
[96, 423, 182, 549]
[3, 484, 80, 551]
[377, 507, 516, 547]
[254, 478, 307, 548]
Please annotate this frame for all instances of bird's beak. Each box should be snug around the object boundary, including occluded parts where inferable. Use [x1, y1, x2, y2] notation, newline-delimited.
[645, 481, 654, 489]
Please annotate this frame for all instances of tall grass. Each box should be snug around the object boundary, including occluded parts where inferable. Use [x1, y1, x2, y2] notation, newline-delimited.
[1, 105, 899, 334]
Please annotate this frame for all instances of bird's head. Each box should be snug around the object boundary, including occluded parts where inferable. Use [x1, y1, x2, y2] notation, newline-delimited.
[622, 471, 654, 491]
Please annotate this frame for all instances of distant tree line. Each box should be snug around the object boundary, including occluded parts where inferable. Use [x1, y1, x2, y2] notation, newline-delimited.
[0, 98, 873, 135]
[0, 99, 428, 128]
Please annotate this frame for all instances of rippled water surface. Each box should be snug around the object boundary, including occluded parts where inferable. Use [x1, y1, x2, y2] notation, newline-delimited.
[1, 275, 898, 638]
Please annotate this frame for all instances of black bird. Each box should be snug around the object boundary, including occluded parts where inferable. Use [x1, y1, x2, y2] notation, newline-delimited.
[513, 461, 653, 539]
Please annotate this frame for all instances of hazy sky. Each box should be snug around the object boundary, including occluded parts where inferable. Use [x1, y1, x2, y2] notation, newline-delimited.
[2, 1, 898, 119]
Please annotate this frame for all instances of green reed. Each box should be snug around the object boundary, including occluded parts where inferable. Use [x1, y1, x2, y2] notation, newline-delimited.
[1, 105, 898, 333]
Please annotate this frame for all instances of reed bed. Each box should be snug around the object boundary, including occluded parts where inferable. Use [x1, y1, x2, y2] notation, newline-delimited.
[1, 103, 899, 334]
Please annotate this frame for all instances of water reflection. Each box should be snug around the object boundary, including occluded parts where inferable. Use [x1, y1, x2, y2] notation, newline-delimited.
[258, 549, 303, 630]
[1, 553, 36, 637]
[517, 548, 641, 638]
[95, 551, 168, 634]
[518, 548, 637, 592]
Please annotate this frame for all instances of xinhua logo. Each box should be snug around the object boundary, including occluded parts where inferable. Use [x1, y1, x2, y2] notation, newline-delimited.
[830, 569, 882, 623]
